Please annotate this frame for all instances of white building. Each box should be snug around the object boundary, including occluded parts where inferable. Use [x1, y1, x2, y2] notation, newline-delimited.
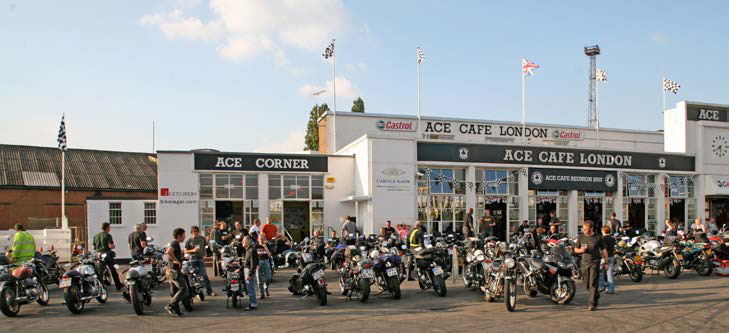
[128, 101, 729, 251]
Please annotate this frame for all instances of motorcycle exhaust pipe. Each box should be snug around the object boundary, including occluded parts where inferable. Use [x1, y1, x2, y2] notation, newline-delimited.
[14, 296, 29, 302]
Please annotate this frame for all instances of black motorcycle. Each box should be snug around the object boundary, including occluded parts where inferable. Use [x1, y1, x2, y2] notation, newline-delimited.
[37, 248, 65, 286]
[370, 246, 403, 299]
[288, 248, 329, 306]
[0, 256, 50, 317]
[218, 243, 245, 308]
[60, 252, 107, 314]
[123, 247, 157, 315]
[337, 245, 373, 303]
[412, 246, 447, 297]
[521, 241, 576, 305]
[182, 256, 207, 301]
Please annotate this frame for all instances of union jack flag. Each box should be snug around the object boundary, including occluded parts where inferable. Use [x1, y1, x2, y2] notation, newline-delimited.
[521, 58, 539, 77]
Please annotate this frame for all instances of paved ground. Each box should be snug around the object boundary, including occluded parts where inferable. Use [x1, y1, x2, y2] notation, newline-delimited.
[0, 268, 727, 333]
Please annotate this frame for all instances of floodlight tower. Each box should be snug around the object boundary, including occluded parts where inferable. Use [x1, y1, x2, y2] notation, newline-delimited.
[585, 45, 600, 127]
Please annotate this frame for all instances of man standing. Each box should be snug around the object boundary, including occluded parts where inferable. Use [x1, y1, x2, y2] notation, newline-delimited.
[10, 224, 35, 264]
[210, 221, 229, 276]
[128, 224, 147, 259]
[548, 211, 561, 234]
[242, 236, 258, 311]
[463, 208, 475, 237]
[93, 222, 124, 290]
[406, 220, 425, 281]
[249, 218, 262, 237]
[261, 217, 278, 241]
[481, 209, 495, 238]
[184, 226, 215, 297]
[165, 228, 188, 317]
[340, 216, 358, 237]
[574, 220, 609, 311]
[382, 220, 396, 239]
[607, 212, 621, 235]
[599, 226, 616, 294]
[233, 221, 248, 238]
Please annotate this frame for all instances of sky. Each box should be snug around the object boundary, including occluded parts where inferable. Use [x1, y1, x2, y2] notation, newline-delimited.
[1, 0, 728, 154]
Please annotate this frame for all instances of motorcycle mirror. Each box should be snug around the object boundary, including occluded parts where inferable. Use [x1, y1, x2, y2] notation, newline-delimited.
[401, 244, 406, 250]
[113, 264, 120, 269]
[76, 245, 83, 250]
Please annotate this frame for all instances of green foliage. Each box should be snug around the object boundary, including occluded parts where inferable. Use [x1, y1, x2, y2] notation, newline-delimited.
[304, 103, 330, 151]
[351, 97, 365, 113]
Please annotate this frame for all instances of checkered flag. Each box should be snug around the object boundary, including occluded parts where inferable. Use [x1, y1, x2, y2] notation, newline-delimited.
[663, 78, 680, 94]
[596, 68, 607, 82]
[57, 114, 67, 151]
[417, 47, 425, 64]
[322, 39, 335, 59]
[436, 173, 447, 184]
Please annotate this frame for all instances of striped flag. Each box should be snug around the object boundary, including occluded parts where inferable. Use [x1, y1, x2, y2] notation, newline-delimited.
[417, 47, 425, 64]
[322, 39, 335, 59]
[596, 68, 607, 82]
[663, 78, 680, 94]
[57, 114, 67, 151]
[521, 58, 539, 77]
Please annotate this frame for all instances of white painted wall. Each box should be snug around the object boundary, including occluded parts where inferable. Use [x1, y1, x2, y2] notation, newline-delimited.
[370, 137, 418, 233]
[0, 229, 72, 262]
[323, 155, 356, 233]
[157, 152, 198, 248]
[87, 199, 159, 260]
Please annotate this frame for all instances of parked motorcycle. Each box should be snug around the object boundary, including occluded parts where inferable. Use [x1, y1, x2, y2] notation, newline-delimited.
[60, 251, 107, 314]
[0, 257, 50, 317]
[483, 243, 520, 312]
[411, 246, 447, 297]
[369, 246, 402, 299]
[123, 247, 157, 315]
[37, 247, 65, 286]
[638, 236, 682, 279]
[182, 255, 207, 301]
[217, 242, 245, 308]
[613, 237, 643, 282]
[521, 240, 576, 305]
[461, 238, 488, 291]
[288, 243, 329, 306]
[679, 240, 713, 276]
[337, 245, 373, 303]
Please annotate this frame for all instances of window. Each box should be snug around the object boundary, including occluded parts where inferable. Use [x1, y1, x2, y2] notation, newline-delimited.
[269, 175, 282, 199]
[109, 202, 122, 225]
[312, 175, 324, 200]
[144, 202, 156, 225]
[668, 176, 687, 198]
[624, 175, 647, 197]
[422, 168, 465, 194]
[283, 175, 310, 199]
[199, 174, 213, 199]
[244, 200, 259, 227]
[245, 174, 258, 200]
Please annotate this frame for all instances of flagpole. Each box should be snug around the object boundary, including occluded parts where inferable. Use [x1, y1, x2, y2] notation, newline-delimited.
[61, 116, 67, 230]
[417, 55, 421, 139]
[521, 72, 526, 144]
[595, 76, 600, 146]
[662, 74, 666, 115]
[332, 39, 337, 153]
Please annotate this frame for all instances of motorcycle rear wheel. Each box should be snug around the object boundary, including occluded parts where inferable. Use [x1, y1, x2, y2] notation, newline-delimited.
[182, 293, 194, 312]
[432, 274, 447, 297]
[36, 282, 49, 306]
[504, 279, 516, 312]
[388, 276, 401, 300]
[198, 292, 205, 301]
[626, 261, 643, 283]
[695, 257, 713, 276]
[358, 278, 370, 303]
[523, 278, 538, 297]
[664, 259, 681, 279]
[130, 284, 144, 315]
[64, 285, 85, 314]
[0, 287, 20, 317]
[317, 286, 328, 306]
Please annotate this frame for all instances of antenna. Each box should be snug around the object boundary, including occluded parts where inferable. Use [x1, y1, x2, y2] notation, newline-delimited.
[152, 121, 155, 153]
[313, 90, 327, 96]
[585, 45, 600, 127]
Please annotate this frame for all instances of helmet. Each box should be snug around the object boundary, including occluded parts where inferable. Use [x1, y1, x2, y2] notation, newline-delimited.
[221, 245, 233, 257]
[143, 246, 155, 257]
[369, 249, 380, 259]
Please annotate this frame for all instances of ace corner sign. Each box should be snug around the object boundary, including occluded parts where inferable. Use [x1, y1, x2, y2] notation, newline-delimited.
[194, 153, 328, 172]
[529, 168, 618, 192]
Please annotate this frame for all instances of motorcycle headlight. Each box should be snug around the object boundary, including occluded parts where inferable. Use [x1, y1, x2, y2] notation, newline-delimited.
[504, 258, 515, 269]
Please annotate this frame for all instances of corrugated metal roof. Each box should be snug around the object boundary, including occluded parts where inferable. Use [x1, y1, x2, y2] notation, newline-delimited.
[0, 144, 157, 192]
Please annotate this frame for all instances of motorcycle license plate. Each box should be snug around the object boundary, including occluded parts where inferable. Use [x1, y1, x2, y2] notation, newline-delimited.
[230, 283, 240, 292]
[386, 268, 398, 277]
[360, 269, 374, 279]
[312, 270, 325, 280]
[432, 266, 444, 276]
[676, 254, 683, 260]
[59, 278, 72, 288]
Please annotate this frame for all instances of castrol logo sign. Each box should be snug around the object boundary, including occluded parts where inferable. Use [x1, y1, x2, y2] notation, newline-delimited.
[376, 120, 416, 132]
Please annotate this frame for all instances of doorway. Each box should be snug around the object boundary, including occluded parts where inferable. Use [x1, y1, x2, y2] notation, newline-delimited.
[482, 201, 507, 241]
[215, 201, 243, 224]
[670, 199, 686, 227]
[627, 199, 646, 231]
[536, 199, 557, 228]
[284, 201, 310, 242]
[584, 198, 603, 229]
[709, 198, 729, 229]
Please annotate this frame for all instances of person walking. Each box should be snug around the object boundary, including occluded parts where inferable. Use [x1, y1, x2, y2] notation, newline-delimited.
[607, 212, 621, 236]
[256, 233, 273, 299]
[92, 222, 124, 290]
[464, 208, 475, 237]
[574, 220, 609, 311]
[599, 226, 616, 294]
[184, 226, 215, 296]
[261, 217, 278, 241]
[241, 236, 258, 310]
[128, 224, 147, 259]
[10, 224, 35, 264]
[165, 228, 188, 317]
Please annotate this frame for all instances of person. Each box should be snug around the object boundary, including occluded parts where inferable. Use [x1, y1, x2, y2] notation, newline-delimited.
[10, 223, 35, 264]
[405, 220, 425, 281]
[481, 209, 495, 238]
[621, 218, 633, 236]
[665, 219, 678, 237]
[548, 224, 560, 239]
[128, 224, 147, 259]
[599, 226, 616, 294]
[241, 236, 258, 310]
[92, 222, 124, 290]
[210, 221, 229, 276]
[249, 218, 262, 237]
[397, 224, 409, 241]
[261, 217, 278, 241]
[464, 208, 475, 237]
[184, 226, 215, 296]
[328, 229, 339, 243]
[515, 220, 530, 237]
[382, 220, 396, 239]
[548, 211, 561, 233]
[275, 233, 291, 254]
[165, 228, 188, 317]
[233, 221, 249, 238]
[607, 212, 621, 235]
[341, 216, 358, 237]
[690, 218, 706, 233]
[574, 220, 609, 311]
[256, 233, 272, 299]
[536, 217, 545, 232]
[707, 217, 720, 236]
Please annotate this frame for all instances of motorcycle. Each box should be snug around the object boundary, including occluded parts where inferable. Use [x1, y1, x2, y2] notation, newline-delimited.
[411, 246, 447, 297]
[60, 251, 107, 314]
[483, 243, 520, 312]
[521, 240, 576, 305]
[0, 257, 50, 317]
[612, 238, 643, 283]
[288, 243, 329, 306]
[217, 242, 245, 308]
[337, 245, 373, 303]
[461, 237, 488, 291]
[37, 247, 65, 286]
[123, 247, 157, 315]
[679, 240, 713, 276]
[638, 236, 682, 279]
[368, 246, 402, 299]
[182, 255, 207, 301]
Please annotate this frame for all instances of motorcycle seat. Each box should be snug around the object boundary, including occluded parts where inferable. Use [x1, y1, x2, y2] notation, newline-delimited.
[529, 258, 544, 270]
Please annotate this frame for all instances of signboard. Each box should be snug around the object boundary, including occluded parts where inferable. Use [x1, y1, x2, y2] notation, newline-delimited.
[417, 143, 695, 171]
[376, 120, 416, 132]
[159, 188, 198, 206]
[194, 153, 328, 172]
[528, 168, 617, 191]
[374, 166, 413, 193]
[687, 104, 729, 122]
[706, 175, 729, 195]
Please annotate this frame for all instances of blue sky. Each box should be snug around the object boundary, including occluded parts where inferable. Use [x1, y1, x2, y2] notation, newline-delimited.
[1, 0, 727, 153]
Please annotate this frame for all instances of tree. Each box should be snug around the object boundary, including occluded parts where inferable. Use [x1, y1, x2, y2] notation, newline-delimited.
[351, 97, 365, 113]
[304, 103, 330, 151]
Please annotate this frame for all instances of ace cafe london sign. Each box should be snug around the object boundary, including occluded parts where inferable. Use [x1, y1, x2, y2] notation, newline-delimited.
[420, 120, 583, 143]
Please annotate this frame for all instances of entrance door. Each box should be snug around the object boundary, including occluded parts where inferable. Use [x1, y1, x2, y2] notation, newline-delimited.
[627, 199, 646, 231]
[709, 198, 729, 229]
[584, 199, 603, 229]
[284, 201, 310, 242]
[483, 202, 507, 241]
[670, 199, 686, 227]
[215, 201, 243, 224]
[536, 199, 557, 228]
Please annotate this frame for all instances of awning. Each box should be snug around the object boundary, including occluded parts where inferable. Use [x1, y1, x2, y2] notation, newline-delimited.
[340, 195, 371, 202]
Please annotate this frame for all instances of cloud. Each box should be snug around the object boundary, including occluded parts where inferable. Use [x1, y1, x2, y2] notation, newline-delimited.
[298, 76, 361, 99]
[140, 0, 349, 66]
[254, 130, 306, 153]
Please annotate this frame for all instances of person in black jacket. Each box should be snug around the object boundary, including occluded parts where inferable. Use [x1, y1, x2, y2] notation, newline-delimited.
[241, 236, 258, 310]
[164, 228, 187, 317]
[463, 208, 475, 237]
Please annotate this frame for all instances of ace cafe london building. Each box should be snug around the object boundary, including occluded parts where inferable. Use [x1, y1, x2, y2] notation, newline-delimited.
[155, 101, 729, 242]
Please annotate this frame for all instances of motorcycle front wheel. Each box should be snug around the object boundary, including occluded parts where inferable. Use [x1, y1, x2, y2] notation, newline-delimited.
[432, 273, 447, 297]
[130, 284, 144, 315]
[664, 259, 681, 279]
[358, 278, 370, 303]
[695, 256, 713, 276]
[550, 279, 576, 305]
[523, 277, 538, 297]
[96, 282, 108, 303]
[36, 282, 49, 306]
[64, 285, 85, 314]
[504, 279, 516, 312]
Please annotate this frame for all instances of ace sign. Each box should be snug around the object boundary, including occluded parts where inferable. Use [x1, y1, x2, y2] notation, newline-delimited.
[687, 105, 728, 122]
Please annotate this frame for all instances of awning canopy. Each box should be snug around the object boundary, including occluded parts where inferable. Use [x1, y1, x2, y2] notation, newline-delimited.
[340, 195, 371, 202]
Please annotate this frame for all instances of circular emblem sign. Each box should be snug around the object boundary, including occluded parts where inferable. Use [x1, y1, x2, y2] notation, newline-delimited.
[604, 174, 616, 187]
[531, 171, 544, 185]
[458, 147, 469, 160]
